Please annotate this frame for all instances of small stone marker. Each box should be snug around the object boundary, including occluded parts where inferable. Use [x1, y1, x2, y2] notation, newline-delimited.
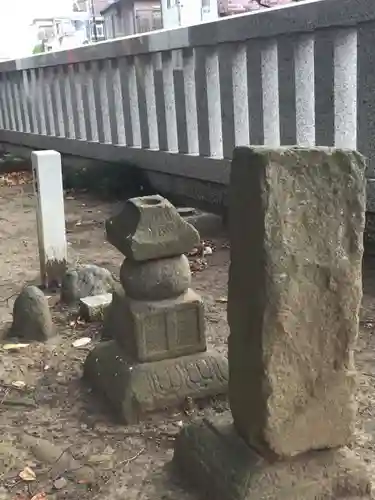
[61, 265, 115, 304]
[79, 293, 112, 322]
[11, 285, 54, 341]
[173, 147, 371, 499]
[84, 195, 228, 423]
[32, 151, 67, 289]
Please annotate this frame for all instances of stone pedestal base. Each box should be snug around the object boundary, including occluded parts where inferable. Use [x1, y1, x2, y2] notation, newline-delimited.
[173, 415, 372, 500]
[83, 341, 228, 424]
[102, 286, 206, 362]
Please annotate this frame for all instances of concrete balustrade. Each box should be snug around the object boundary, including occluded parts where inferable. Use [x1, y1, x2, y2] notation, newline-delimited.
[1, 0, 375, 207]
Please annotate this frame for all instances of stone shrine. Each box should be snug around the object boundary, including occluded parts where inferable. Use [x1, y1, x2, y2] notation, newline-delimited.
[173, 147, 372, 499]
[84, 195, 228, 424]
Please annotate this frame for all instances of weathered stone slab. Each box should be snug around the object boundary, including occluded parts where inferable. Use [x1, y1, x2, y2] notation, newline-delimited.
[173, 415, 372, 500]
[79, 293, 112, 322]
[177, 207, 224, 237]
[83, 341, 228, 424]
[106, 288, 206, 362]
[120, 254, 191, 300]
[105, 195, 200, 261]
[11, 286, 54, 341]
[228, 147, 366, 457]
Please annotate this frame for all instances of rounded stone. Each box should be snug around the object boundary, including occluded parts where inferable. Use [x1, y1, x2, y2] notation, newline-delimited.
[11, 285, 55, 341]
[120, 254, 191, 300]
[61, 265, 115, 304]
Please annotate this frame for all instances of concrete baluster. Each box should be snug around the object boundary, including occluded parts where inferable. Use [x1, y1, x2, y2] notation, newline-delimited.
[334, 28, 357, 150]
[206, 47, 223, 158]
[12, 74, 23, 132]
[21, 70, 31, 133]
[261, 39, 280, 146]
[112, 59, 126, 146]
[294, 34, 315, 146]
[5, 74, 16, 131]
[163, 51, 178, 153]
[144, 54, 159, 150]
[183, 48, 199, 155]
[29, 69, 39, 133]
[86, 62, 99, 142]
[232, 43, 250, 148]
[36, 68, 47, 136]
[44, 67, 55, 136]
[128, 56, 142, 148]
[53, 67, 65, 138]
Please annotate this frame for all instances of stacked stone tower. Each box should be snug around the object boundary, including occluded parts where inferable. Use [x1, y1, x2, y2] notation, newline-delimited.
[84, 195, 228, 424]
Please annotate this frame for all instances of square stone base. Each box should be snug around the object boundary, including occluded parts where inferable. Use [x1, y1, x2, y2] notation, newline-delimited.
[173, 415, 372, 500]
[102, 286, 206, 362]
[83, 340, 228, 424]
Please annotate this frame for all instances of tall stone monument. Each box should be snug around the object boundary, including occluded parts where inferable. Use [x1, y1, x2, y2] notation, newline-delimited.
[84, 195, 228, 424]
[173, 147, 372, 499]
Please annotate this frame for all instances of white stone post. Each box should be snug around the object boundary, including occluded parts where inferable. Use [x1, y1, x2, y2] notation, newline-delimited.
[31, 150, 67, 289]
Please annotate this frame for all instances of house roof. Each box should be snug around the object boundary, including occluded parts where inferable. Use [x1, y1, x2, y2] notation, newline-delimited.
[101, 0, 131, 14]
[93, 0, 113, 13]
[74, 0, 113, 14]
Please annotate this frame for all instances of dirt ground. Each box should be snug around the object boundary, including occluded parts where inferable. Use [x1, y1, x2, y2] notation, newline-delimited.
[0, 176, 375, 499]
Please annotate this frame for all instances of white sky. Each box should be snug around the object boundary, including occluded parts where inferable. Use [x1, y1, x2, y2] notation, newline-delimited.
[0, 0, 73, 59]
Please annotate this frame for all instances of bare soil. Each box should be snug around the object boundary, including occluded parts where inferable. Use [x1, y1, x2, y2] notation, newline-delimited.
[0, 179, 374, 499]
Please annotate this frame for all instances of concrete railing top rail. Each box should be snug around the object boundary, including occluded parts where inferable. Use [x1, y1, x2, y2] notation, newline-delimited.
[0, 0, 373, 72]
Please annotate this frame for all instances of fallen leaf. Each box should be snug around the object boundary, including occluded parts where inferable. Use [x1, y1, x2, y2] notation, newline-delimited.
[30, 493, 47, 500]
[72, 337, 91, 348]
[216, 297, 228, 304]
[19, 466, 36, 481]
[3, 343, 29, 351]
[12, 381, 26, 389]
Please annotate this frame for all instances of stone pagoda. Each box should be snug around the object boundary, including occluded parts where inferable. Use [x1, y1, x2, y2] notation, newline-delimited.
[84, 194, 228, 424]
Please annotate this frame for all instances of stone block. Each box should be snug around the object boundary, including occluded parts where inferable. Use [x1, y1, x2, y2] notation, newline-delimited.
[105, 195, 200, 261]
[228, 147, 366, 457]
[79, 293, 112, 322]
[120, 254, 191, 300]
[173, 415, 372, 500]
[108, 288, 206, 362]
[83, 341, 228, 424]
[11, 286, 55, 341]
[177, 207, 224, 237]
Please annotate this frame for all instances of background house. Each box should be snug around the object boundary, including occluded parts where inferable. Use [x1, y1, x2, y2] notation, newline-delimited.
[31, 1, 107, 53]
[161, 0, 218, 30]
[102, 0, 162, 39]
[102, 0, 293, 39]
